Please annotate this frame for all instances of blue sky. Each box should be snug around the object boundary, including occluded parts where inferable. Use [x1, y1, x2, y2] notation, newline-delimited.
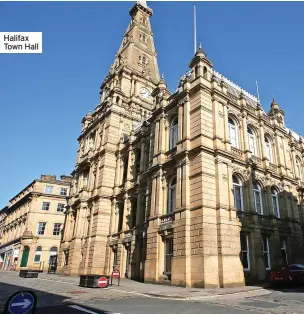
[1, 1, 304, 208]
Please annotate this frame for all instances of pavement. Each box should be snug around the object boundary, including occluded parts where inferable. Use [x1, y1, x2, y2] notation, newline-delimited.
[20, 271, 269, 300]
[1, 270, 304, 313]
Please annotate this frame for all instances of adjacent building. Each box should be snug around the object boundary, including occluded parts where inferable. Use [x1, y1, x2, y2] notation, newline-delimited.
[59, 1, 304, 287]
[0, 174, 71, 271]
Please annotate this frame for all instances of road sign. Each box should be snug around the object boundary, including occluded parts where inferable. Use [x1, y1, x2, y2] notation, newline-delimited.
[4, 291, 36, 314]
[98, 277, 108, 288]
[112, 269, 120, 279]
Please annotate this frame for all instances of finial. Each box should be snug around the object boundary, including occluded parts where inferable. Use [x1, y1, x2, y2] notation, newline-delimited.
[199, 42, 202, 49]
[161, 73, 164, 79]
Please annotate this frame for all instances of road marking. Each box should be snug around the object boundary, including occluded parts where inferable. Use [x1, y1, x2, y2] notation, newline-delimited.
[69, 305, 121, 314]
[69, 305, 99, 313]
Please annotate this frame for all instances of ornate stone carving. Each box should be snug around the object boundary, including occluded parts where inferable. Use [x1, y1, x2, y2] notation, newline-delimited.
[231, 165, 250, 181]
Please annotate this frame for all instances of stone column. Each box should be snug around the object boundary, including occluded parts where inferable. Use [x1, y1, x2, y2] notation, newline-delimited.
[223, 104, 230, 151]
[131, 79, 135, 96]
[266, 186, 273, 216]
[176, 164, 182, 210]
[125, 148, 133, 189]
[114, 153, 121, 187]
[136, 190, 144, 226]
[275, 133, 286, 176]
[155, 170, 163, 216]
[122, 196, 130, 231]
[177, 103, 184, 145]
[159, 114, 166, 153]
[119, 155, 124, 185]
[227, 165, 234, 210]
[150, 176, 157, 217]
[241, 113, 249, 158]
[183, 96, 190, 151]
[154, 120, 160, 155]
[110, 199, 116, 235]
[114, 202, 120, 234]
[134, 81, 140, 97]
[181, 155, 190, 208]
[140, 140, 145, 173]
[259, 122, 267, 165]
[290, 145, 297, 180]
[63, 211, 71, 241]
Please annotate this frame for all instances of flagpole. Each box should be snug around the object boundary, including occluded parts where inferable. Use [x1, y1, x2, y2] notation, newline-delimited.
[256, 80, 260, 103]
[194, 4, 197, 54]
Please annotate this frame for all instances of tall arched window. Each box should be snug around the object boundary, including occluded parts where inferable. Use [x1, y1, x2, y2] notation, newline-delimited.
[253, 182, 263, 215]
[228, 117, 238, 148]
[265, 136, 273, 162]
[168, 177, 176, 213]
[247, 126, 257, 156]
[271, 187, 280, 218]
[203, 67, 208, 79]
[169, 117, 178, 149]
[296, 157, 302, 181]
[34, 246, 42, 263]
[232, 175, 243, 211]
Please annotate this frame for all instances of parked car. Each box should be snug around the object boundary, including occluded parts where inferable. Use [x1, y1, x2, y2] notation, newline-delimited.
[270, 264, 304, 286]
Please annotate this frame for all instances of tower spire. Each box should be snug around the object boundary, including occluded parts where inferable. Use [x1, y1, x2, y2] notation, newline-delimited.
[102, 1, 160, 88]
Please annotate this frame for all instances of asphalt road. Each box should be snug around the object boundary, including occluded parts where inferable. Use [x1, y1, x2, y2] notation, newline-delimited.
[34, 299, 250, 314]
[1, 271, 304, 314]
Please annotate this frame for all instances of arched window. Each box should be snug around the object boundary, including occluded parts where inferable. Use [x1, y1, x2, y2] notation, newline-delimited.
[169, 117, 178, 149]
[296, 157, 302, 181]
[203, 67, 207, 79]
[253, 182, 263, 214]
[247, 126, 257, 156]
[228, 117, 238, 148]
[195, 66, 198, 79]
[265, 136, 273, 162]
[232, 175, 243, 211]
[271, 187, 280, 218]
[34, 246, 42, 263]
[168, 177, 176, 213]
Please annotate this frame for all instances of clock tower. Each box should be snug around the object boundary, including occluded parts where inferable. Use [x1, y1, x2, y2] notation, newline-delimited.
[100, 0, 160, 120]
[59, 1, 161, 277]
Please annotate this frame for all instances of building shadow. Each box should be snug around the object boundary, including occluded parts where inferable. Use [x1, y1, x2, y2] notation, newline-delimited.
[0, 281, 111, 313]
[235, 163, 304, 287]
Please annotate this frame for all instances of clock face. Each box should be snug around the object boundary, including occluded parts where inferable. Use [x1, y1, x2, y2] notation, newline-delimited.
[139, 87, 150, 99]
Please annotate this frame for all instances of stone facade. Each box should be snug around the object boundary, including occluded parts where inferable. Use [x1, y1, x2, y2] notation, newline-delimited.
[59, 1, 304, 287]
[0, 174, 71, 271]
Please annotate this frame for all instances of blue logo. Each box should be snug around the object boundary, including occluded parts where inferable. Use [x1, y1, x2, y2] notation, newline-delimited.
[8, 292, 35, 314]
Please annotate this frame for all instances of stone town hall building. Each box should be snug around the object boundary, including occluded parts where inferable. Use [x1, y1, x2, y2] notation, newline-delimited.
[59, 1, 304, 287]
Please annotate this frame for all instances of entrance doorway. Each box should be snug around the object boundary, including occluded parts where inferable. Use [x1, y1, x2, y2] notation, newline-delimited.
[20, 246, 30, 267]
